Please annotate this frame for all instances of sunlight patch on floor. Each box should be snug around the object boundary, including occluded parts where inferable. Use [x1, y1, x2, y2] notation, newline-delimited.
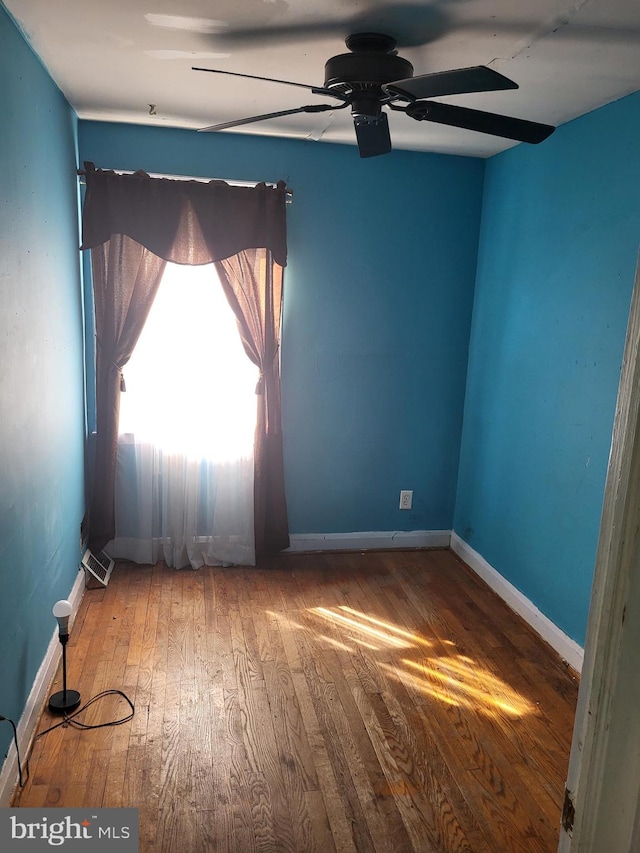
[401, 657, 534, 717]
[337, 606, 433, 647]
[310, 607, 414, 649]
[303, 604, 534, 718]
[378, 662, 465, 708]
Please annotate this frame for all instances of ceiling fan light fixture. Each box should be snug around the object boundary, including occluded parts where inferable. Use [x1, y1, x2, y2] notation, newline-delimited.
[354, 112, 392, 158]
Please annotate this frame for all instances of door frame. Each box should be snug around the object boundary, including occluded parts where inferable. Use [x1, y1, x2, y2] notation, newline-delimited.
[559, 253, 640, 851]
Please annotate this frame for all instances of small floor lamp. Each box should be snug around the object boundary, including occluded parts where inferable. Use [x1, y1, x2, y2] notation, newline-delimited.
[48, 599, 81, 714]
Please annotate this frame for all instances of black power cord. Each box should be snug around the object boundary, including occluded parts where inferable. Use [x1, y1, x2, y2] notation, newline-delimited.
[0, 714, 27, 788]
[2, 689, 134, 792]
[35, 689, 135, 737]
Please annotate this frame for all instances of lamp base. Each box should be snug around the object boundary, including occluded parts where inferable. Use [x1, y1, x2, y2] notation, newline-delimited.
[48, 690, 81, 714]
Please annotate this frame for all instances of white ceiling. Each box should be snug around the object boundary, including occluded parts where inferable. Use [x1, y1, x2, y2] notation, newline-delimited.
[6, 0, 640, 158]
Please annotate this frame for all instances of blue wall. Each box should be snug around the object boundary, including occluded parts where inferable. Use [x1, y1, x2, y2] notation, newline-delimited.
[2, 0, 638, 726]
[0, 4, 85, 758]
[78, 121, 485, 535]
[455, 91, 640, 645]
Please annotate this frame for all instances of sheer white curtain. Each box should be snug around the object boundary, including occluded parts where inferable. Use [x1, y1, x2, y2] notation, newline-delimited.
[106, 262, 259, 568]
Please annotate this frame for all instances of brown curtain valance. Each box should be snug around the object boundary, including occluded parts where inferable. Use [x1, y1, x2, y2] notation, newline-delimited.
[80, 162, 288, 268]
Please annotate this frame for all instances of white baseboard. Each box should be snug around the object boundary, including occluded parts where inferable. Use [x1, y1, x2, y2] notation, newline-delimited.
[450, 532, 584, 673]
[287, 529, 452, 552]
[0, 568, 86, 806]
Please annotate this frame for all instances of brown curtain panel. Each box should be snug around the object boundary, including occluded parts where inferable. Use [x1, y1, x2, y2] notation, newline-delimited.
[89, 237, 167, 550]
[215, 250, 289, 554]
[81, 163, 290, 555]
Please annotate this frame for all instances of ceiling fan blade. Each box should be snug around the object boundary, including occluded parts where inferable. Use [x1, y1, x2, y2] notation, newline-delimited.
[199, 103, 346, 133]
[384, 66, 518, 101]
[354, 113, 392, 158]
[192, 66, 342, 100]
[406, 100, 555, 144]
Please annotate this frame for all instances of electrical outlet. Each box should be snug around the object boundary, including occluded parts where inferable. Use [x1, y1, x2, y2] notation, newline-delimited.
[399, 490, 413, 510]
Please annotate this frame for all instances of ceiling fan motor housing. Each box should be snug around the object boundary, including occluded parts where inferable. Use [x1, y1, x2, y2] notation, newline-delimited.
[324, 33, 413, 120]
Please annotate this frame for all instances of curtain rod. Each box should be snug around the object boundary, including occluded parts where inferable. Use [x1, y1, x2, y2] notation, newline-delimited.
[76, 168, 293, 200]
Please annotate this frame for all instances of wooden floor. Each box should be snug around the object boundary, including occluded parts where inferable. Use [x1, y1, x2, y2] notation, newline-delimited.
[14, 549, 579, 852]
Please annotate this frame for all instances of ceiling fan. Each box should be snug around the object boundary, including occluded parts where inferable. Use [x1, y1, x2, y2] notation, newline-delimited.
[193, 32, 555, 158]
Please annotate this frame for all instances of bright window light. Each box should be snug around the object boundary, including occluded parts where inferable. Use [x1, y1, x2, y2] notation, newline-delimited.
[118, 262, 259, 462]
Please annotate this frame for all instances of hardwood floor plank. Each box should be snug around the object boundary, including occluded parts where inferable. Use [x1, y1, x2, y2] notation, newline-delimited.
[295, 646, 378, 853]
[342, 630, 481, 852]
[260, 635, 319, 793]
[318, 650, 416, 853]
[278, 615, 360, 852]
[303, 788, 338, 853]
[202, 571, 233, 852]
[378, 680, 489, 850]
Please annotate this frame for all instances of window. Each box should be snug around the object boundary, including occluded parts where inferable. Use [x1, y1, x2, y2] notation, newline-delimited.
[119, 261, 258, 460]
